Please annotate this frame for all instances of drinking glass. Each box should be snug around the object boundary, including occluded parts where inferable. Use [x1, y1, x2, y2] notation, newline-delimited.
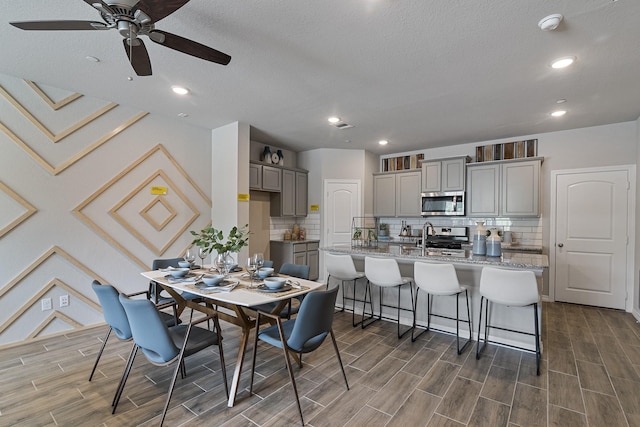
[253, 253, 264, 275]
[198, 247, 208, 269]
[246, 257, 258, 288]
[184, 247, 196, 267]
[215, 253, 226, 275]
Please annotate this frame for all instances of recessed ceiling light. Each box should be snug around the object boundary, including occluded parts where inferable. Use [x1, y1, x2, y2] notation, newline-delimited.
[551, 56, 576, 69]
[178, 112, 189, 118]
[379, 140, 389, 145]
[556, 99, 567, 104]
[171, 86, 189, 95]
[328, 116, 341, 124]
[551, 110, 567, 117]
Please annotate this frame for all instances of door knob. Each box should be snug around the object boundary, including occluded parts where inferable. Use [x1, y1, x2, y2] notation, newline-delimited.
[557, 243, 564, 247]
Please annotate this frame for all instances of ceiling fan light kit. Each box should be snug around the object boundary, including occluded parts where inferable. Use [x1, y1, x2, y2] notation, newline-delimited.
[9, 0, 231, 76]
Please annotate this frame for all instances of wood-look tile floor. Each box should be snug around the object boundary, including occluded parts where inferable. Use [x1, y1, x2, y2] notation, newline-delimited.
[2, 301, 640, 426]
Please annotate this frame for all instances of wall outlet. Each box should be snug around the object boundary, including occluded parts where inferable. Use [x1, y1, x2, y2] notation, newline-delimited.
[60, 295, 69, 307]
[41, 298, 52, 311]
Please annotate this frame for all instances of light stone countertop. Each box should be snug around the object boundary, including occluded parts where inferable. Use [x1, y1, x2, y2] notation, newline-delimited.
[322, 244, 549, 272]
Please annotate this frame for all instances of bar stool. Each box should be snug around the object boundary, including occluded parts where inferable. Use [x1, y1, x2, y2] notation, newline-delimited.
[325, 253, 366, 326]
[412, 262, 472, 354]
[476, 267, 541, 375]
[363, 256, 415, 338]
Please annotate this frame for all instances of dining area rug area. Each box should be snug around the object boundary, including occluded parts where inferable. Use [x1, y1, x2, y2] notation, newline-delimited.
[1, 301, 639, 426]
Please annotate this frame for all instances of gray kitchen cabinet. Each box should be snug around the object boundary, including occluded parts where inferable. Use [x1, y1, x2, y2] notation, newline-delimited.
[270, 240, 319, 280]
[421, 156, 468, 192]
[466, 158, 541, 217]
[249, 163, 281, 192]
[270, 168, 308, 217]
[373, 170, 421, 217]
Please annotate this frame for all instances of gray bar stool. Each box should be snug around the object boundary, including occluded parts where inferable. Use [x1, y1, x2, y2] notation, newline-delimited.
[476, 266, 541, 375]
[325, 253, 366, 327]
[412, 262, 472, 354]
[363, 256, 415, 338]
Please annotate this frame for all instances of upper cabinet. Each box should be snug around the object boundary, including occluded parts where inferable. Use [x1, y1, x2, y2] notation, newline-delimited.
[374, 170, 422, 217]
[421, 156, 469, 192]
[466, 158, 541, 217]
[271, 169, 308, 217]
[249, 163, 281, 192]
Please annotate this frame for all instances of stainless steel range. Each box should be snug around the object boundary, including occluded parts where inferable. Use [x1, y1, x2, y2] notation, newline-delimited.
[423, 226, 469, 249]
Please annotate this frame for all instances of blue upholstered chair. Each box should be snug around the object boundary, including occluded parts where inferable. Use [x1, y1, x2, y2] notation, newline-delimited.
[114, 294, 228, 426]
[250, 286, 349, 425]
[89, 280, 178, 382]
[251, 263, 310, 318]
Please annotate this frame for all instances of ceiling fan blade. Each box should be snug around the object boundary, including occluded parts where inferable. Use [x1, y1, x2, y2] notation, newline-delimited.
[123, 38, 152, 76]
[10, 20, 108, 31]
[149, 30, 231, 65]
[132, 0, 190, 23]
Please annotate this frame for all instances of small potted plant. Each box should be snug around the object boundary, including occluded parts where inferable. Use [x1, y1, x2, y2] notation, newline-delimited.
[378, 223, 389, 237]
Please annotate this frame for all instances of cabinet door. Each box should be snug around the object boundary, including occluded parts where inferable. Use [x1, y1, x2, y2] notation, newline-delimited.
[421, 162, 441, 192]
[293, 251, 307, 266]
[307, 250, 319, 280]
[373, 174, 396, 217]
[442, 158, 466, 191]
[396, 171, 422, 217]
[280, 169, 296, 216]
[467, 164, 500, 216]
[501, 160, 540, 216]
[249, 164, 262, 189]
[262, 166, 282, 192]
[295, 171, 308, 217]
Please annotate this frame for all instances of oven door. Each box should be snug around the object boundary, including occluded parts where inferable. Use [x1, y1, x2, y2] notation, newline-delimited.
[421, 191, 465, 216]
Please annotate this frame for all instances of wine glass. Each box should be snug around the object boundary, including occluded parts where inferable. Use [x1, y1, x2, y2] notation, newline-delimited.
[198, 247, 208, 269]
[253, 253, 264, 276]
[246, 257, 258, 288]
[184, 247, 196, 267]
[215, 253, 226, 276]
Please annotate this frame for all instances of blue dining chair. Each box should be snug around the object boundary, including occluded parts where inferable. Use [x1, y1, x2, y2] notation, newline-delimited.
[250, 286, 348, 426]
[89, 280, 179, 382]
[114, 294, 228, 426]
[251, 262, 310, 318]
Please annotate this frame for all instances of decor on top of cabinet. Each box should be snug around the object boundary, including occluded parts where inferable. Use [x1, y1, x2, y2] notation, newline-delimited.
[381, 153, 424, 172]
[475, 139, 537, 162]
[262, 146, 273, 163]
[352, 217, 378, 249]
[276, 149, 284, 166]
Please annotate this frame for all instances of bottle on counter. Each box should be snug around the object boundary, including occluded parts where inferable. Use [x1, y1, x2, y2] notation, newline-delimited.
[472, 221, 487, 256]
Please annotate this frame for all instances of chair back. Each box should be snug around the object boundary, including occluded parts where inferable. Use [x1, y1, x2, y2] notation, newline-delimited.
[287, 286, 338, 353]
[262, 260, 274, 269]
[279, 263, 310, 280]
[152, 258, 183, 270]
[325, 253, 359, 281]
[118, 294, 180, 364]
[479, 267, 539, 306]
[414, 262, 461, 294]
[91, 280, 131, 340]
[364, 256, 402, 287]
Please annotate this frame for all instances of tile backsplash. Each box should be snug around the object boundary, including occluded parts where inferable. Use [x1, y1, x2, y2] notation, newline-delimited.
[270, 213, 321, 241]
[377, 216, 543, 248]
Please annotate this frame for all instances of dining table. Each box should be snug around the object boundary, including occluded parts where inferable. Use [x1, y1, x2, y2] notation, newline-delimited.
[140, 266, 325, 407]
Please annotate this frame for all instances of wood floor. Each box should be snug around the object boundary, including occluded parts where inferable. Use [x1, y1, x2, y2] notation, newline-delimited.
[1, 301, 640, 427]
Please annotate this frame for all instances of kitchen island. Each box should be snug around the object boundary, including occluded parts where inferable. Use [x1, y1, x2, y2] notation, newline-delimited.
[322, 244, 549, 351]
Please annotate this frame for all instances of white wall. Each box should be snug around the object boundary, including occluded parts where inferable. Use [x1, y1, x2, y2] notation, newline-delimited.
[0, 73, 213, 346]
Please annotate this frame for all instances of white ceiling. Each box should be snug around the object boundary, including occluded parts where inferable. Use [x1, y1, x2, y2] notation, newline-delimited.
[1, 0, 639, 154]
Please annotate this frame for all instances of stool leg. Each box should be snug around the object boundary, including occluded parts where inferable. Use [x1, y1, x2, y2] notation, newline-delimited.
[455, 291, 472, 355]
[476, 296, 484, 360]
[361, 281, 378, 329]
[534, 302, 540, 376]
[411, 288, 426, 342]
[465, 289, 473, 345]
[352, 278, 358, 327]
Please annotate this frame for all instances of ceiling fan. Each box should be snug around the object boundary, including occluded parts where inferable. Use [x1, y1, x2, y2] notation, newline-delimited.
[9, 0, 231, 76]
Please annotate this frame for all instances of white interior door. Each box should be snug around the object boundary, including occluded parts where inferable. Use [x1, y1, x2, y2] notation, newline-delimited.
[553, 168, 631, 309]
[324, 180, 361, 247]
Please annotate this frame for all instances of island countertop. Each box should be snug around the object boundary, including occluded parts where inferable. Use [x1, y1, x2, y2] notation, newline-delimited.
[321, 243, 548, 272]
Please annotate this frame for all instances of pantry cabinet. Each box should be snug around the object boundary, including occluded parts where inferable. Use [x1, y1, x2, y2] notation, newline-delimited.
[466, 158, 541, 217]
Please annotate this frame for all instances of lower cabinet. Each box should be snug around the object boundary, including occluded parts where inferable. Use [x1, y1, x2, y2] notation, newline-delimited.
[270, 240, 319, 280]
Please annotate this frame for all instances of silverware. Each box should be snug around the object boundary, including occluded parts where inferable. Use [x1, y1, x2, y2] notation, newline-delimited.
[288, 280, 302, 289]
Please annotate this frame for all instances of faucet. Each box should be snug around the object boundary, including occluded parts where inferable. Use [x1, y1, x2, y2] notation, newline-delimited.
[421, 222, 434, 256]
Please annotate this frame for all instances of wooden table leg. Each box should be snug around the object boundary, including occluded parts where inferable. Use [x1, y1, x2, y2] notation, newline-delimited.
[227, 324, 251, 407]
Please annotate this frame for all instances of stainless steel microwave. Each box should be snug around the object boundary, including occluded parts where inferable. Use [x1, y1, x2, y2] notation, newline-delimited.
[421, 191, 465, 216]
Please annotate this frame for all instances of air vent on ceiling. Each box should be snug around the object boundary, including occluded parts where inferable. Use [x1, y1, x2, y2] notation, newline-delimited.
[332, 122, 353, 129]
